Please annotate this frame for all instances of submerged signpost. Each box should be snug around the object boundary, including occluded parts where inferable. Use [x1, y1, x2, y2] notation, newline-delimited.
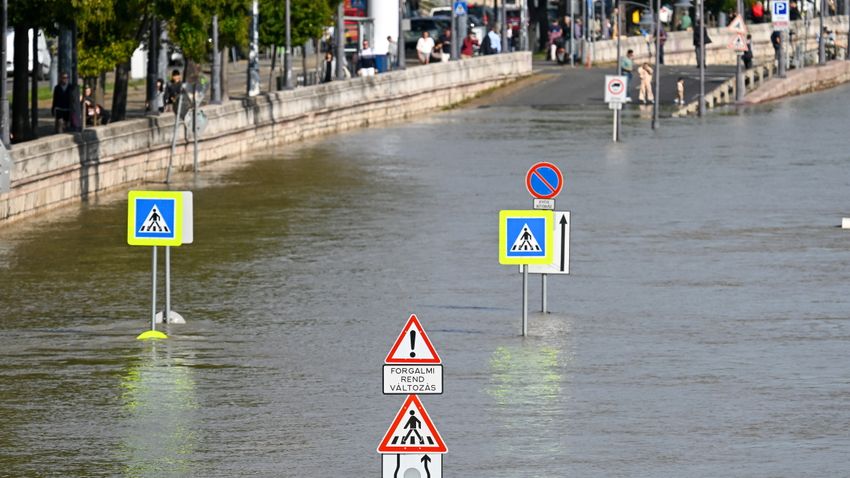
[379, 314, 447, 477]
[501, 162, 570, 336]
[127, 190, 194, 340]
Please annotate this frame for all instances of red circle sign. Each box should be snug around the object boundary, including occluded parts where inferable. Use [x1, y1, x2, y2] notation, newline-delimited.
[525, 162, 563, 199]
[607, 78, 625, 96]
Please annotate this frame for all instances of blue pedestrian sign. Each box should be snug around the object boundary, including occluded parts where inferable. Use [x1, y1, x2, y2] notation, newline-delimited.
[499, 210, 554, 265]
[127, 190, 193, 246]
[453, 1, 467, 16]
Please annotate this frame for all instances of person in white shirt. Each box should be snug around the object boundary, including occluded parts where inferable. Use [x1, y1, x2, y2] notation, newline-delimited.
[416, 31, 435, 64]
[357, 39, 376, 76]
[487, 27, 502, 54]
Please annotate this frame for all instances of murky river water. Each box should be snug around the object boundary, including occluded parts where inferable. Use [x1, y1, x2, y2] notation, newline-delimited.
[1, 83, 849, 477]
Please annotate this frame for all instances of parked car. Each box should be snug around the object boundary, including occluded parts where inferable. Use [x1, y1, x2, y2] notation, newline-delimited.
[5, 29, 51, 79]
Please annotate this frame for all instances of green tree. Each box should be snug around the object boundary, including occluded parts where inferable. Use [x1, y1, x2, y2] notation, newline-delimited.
[259, 0, 336, 48]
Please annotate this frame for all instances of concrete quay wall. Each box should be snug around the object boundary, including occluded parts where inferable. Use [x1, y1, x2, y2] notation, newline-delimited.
[0, 53, 531, 224]
[590, 16, 848, 67]
[743, 59, 850, 103]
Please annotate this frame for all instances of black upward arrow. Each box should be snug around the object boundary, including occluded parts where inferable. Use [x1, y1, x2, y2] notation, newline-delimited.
[421, 454, 432, 478]
[559, 214, 568, 272]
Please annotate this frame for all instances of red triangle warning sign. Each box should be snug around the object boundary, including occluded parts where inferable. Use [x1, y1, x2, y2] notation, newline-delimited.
[377, 395, 448, 454]
[727, 15, 748, 35]
[385, 314, 441, 364]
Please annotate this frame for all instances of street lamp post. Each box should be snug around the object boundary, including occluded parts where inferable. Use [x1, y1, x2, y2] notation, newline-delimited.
[501, 0, 508, 53]
[336, 2, 346, 80]
[0, 0, 8, 148]
[653, 0, 661, 129]
[818, 0, 826, 65]
[698, 0, 705, 116]
[569, 0, 575, 66]
[285, 0, 293, 88]
[398, 0, 406, 70]
[615, 0, 622, 142]
[735, 0, 744, 102]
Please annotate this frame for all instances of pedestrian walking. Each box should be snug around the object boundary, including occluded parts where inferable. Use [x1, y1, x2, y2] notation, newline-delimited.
[638, 63, 655, 104]
[621, 49, 635, 101]
[674, 77, 685, 105]
[387, 36, 398, 69]
[742, 34, 753, 69]
[51, 71, 75, 133]
[461, 31, 479, 59]
[693, 21, 711, 67]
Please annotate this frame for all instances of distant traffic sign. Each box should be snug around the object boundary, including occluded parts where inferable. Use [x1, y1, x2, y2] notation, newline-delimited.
[127, 191, 193, 246]
[771, 0, 789, 30]
[385, 314, 441, 364]
[377, 395, 447, 454]
[605, 75, 628, 104]
[727, 15, 747, 35]
[728, 33, 748, 52]
[453, 1, 467, 15]
[525, 162, 563, 199]
[383, 314, 443, 395]
[499, 210, 554, 265]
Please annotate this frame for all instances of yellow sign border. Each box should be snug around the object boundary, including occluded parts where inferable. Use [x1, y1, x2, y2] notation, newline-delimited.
[499, 210, 554, 265]
[127, 190, 184, 246]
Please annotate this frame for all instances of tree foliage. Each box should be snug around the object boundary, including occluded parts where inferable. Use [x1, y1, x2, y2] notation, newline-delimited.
[156, 0, 250, 63]
[75, 0, 149, 78]
[259, 0, 336, 47]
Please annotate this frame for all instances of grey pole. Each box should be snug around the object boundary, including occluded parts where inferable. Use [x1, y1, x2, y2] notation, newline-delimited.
[247, 0, 260, 96]
[522, 264, 528, 336]
[601, 0, 608, 39]
[166, 90, 184, 184]
[778, 30, 786, 77]
[520, 0, 528, 51]
[735, 0, 744, 101]
[398, 0, 406, 70]
[285, 0, 293, 88]
[212, 15, 221, 104]
[818, 0, 826, 66]
[151, 246, 158, 332]
[192, 89, 198, 172]
[336, 2, 346, 79]
[451, 2, 459, 60]
[614, 0, 621, 142]
[165, 246, 171, 324]
[147, 18, 158, 115]
[541, 274, 547, 313]
[570, 0, 575, 65]
[840, 0, 850, 60]
[501, 0, 508, 53]
[0, 0, 9, 148]
[652, 0, 661, 130]
[698, 0, 706, 116]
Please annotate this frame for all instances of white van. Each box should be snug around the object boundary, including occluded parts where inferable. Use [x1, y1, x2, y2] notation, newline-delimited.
[5, 29, 51, 79]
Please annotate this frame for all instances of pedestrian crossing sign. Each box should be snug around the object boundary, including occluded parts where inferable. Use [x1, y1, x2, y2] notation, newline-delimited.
[499, 210, 553, 265]
[377, 394, 447, 454]
[127, 190, 193, 246]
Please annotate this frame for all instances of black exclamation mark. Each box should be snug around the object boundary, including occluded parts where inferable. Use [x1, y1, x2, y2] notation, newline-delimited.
[409, 331, 417, 358]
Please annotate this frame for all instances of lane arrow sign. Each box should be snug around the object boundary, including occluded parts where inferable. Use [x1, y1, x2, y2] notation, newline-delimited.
[559, 214, 567, 272]
[422, 455, 432, 478]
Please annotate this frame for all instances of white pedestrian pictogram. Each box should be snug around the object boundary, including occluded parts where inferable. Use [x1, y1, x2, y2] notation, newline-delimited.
[139, 205, 170, 233]
[510, 224, 541, 252]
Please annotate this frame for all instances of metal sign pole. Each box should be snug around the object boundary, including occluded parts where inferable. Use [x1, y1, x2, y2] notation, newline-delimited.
[541, 273, 547, 313]
[166, 91, 184, 184]
[522, 264, 528, 336]
[165, 246, 171, 324]
[192, 89, 199, 173]
[151, 246, 158, 332]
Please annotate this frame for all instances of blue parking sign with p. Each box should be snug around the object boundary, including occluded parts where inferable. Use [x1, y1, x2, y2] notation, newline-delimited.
[499, 210, 554, 265]
[774, 1, 787, 14]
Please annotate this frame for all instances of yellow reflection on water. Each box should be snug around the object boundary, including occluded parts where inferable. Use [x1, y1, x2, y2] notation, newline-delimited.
[118, 344, 199, 478]
[488, 345, 563, 405]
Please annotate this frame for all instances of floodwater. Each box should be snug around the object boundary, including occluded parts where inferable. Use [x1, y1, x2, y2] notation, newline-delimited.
[1, 82, 849, 477]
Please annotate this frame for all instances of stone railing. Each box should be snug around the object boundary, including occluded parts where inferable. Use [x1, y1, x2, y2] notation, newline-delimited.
[0, 52, 532, 224]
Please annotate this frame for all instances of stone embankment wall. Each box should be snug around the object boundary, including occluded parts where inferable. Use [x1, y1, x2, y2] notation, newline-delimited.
[0, 53, 531, 224]
[589, 16, 848, 67]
